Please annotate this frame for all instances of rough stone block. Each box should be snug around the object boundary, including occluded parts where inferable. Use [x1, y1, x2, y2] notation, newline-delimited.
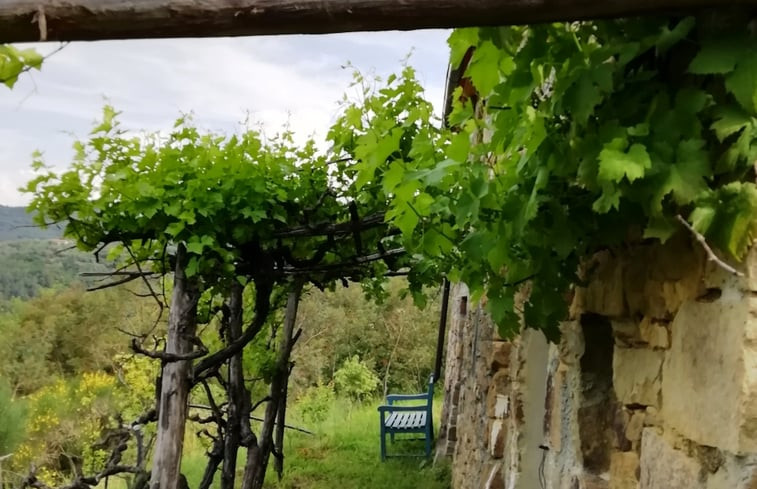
[638, 317, 670, 349]
[640, 429, 703, 489]
[625, 411, 645, 445]
[612, 320, 644, 348]
[613, 347, 664, 407]
[744, 246, 757, 292]
[490, 341, 511, 372]
[489, 419, 505, 458]
[610, 451, 640, 489]
[583, 474, 610, 489]
[559, 320, 585, 366]
[485, 464, 505, 489]
[705, 452, 757, 489]
[575, 250, 626, 317]
[644, 406, 661, 427]
[661, 288, 757, 453]
[490, 369, 509, 394]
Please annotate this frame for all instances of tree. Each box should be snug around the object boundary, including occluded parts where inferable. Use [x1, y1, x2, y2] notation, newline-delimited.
[25, 108, 409, 489]
[330, 16, 757, 340]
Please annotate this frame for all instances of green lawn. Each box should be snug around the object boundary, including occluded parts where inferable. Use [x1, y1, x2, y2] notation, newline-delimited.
[176, 397, 449, 489]
[262, 399, 449, 489]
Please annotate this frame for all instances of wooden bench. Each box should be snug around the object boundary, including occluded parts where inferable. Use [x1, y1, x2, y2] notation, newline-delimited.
[377, 375, 434, 460]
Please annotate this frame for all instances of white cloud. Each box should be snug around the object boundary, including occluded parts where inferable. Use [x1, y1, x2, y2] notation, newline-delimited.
[0, 30, 451, 206]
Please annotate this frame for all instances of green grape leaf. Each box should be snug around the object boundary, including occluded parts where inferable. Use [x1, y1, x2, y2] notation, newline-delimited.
[447, 131, 471, 162]
[711, 107, 752, 142]
[657, 17, 696, 53]
[643, 217, 676, 242]
[690, 205, 716, 235]
[382, 161, 405, 194]
[456, 192, 480, 224]
[394, 205, 420, 238]
[564, 72, 602, 125]
[593, 183, 621, 213]
[467, 40, 503, 96]
[185, 256, 200, 277]
[652, 139, 710, 211]
[186, 241, 205, 255]
[689, 40, 745, 74]
[708, 183, 757, 259]
[598, 139, 652, 183]
[487, 290, 517, 334]
[448, 28, 479, 67]
[726, 51, 757, 114]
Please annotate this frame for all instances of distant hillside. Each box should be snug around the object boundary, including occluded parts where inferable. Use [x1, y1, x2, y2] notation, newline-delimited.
[0, 206, 110, 300]
[0, 239, 110, 301]
[0, 206, 63, 241]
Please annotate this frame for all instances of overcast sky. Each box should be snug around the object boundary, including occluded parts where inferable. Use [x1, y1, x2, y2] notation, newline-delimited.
[0, 30, 450, 206]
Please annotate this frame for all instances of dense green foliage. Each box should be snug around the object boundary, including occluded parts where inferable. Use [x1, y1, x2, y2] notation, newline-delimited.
[0, 208, 106, 301]
[0, 380, 27, 456]
[333, 356, 380, 402]
[293, 279, 440, 396]
[0, 285, 154, 394]
[25, 109, 402, 291]
[21, 92, 415, 488]
[0, 277, 441, 485]
[329, 17, 757, 339]
[0, 240, 108, 300]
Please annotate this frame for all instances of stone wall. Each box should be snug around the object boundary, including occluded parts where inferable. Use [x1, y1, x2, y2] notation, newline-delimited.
[440, 235, 757, 489]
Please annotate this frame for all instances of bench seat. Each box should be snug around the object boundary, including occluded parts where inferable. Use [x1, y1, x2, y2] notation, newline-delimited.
[384, 411, 427, 431]
[377, 375, 434, 460]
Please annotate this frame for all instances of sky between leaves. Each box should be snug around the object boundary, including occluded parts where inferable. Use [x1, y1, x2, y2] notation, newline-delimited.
[0, 30, 450, 206]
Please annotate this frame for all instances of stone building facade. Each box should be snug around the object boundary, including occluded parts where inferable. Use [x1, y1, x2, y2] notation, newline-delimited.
[436, 234, 757, 488]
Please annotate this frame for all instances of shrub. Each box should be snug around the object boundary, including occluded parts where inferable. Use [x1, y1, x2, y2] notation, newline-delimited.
[333, 356, 379, 402]
[297, 383, 335, 424]
[0, 380, 26, 456]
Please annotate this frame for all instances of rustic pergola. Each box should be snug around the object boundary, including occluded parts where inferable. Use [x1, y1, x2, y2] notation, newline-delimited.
[1, 0, 755, 43]
[7, 3, 756, 489]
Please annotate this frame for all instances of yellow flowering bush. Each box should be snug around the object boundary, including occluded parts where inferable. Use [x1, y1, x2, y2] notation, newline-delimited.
[8, 360, 159, 485]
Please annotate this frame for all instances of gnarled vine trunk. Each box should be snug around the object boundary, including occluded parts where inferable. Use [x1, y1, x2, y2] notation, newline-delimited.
[221, 281, 247, 489]
[150, 244, 200, 489]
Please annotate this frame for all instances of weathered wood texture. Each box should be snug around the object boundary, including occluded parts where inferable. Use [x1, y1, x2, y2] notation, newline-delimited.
[150, 244, 200, 489]
[242, 285, 301, 489]
[221, 282, 246, 489]
[2, 0, 756, 43]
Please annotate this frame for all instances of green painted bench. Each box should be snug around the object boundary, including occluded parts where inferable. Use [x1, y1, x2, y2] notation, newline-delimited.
[377, 375, 434, 460]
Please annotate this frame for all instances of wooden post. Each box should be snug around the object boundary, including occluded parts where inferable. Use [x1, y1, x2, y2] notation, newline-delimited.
[221, 281, 245, 489]
[433, 279, 451, 384]
[150, 244, 200, 489]
[242, 282, 302, 489]
[2, 0, 756, 43]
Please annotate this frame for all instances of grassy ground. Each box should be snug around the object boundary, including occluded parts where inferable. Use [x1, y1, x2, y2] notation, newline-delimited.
[262, 399, 449, 489]
[100, 397, 448, 489]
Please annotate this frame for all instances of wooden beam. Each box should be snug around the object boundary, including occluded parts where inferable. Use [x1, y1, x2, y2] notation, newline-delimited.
[1, 0, 755, 43]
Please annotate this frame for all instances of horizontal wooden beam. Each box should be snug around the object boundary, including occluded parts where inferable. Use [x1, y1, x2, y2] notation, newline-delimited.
[1, 0, 755, 43]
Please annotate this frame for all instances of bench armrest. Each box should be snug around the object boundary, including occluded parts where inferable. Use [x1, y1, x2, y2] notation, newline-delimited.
[378, 404, 429, 413]
[386, 393, 428, 403]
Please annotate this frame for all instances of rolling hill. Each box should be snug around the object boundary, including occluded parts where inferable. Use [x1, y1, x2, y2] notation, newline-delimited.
[0, 205, 63, 241]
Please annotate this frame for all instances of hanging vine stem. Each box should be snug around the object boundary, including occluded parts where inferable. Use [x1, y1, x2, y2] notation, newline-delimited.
[676, 215, 745, 277]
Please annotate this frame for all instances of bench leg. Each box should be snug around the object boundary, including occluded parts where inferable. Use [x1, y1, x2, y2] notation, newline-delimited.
[425, 427, 432, 458]
[380, 427, 387, 461]
[390, 433, 395, 444]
